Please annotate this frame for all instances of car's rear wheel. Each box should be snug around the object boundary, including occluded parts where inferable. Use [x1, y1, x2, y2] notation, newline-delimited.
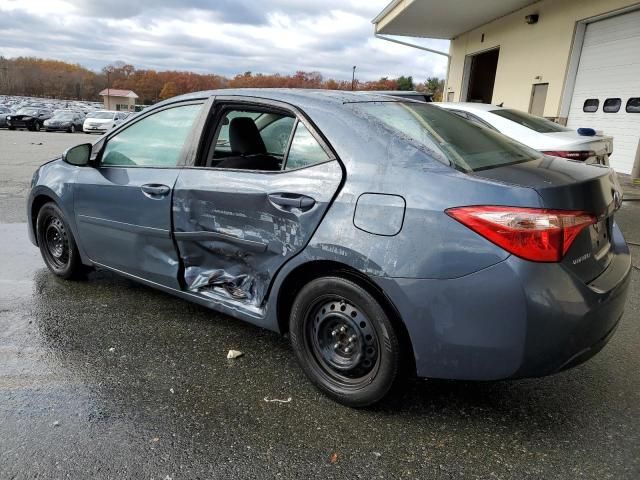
[36, 202, 86, 280]
[289, 276, 400, 407]
[34, 122, 41, 132]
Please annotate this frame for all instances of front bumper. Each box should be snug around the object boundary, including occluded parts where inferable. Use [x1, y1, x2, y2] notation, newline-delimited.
[7, 120, 33, 128]
[45, 124, 72, 131]
[83, 125, 110, 133]
[374, 222, 631, 380]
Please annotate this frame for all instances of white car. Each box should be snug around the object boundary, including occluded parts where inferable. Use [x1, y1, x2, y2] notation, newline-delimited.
[437, 103, 613, 165]
[83, 110, 127, 134]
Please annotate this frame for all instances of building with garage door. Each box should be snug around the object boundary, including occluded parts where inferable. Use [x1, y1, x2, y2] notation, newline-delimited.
[373, 0, 640, 174]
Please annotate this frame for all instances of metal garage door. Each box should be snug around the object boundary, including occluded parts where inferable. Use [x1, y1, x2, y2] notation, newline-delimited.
[567, 9, 640, 174]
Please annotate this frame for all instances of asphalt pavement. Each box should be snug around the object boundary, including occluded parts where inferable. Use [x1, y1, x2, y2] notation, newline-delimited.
[1, 128, 639, 479]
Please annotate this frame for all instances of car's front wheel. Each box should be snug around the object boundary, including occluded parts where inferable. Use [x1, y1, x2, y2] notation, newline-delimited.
[36, 202, 86, 280]
[289, 276, 400, 407]
[69, 125, 76, 133]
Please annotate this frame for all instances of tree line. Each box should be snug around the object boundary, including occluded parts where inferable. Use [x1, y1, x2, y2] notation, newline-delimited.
[0, 57, 445, 104]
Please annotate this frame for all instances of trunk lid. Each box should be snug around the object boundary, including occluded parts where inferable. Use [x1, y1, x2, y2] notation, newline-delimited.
[472, 157, 623, 282]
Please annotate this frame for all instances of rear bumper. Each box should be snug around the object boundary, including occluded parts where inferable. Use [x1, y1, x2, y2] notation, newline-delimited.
[374, 222, 631, 380]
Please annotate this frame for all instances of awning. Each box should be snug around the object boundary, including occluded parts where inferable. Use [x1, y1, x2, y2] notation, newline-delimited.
[373, 0, 539, 39]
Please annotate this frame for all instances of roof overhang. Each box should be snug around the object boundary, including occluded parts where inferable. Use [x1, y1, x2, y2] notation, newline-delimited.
[373, 0, 539, 39]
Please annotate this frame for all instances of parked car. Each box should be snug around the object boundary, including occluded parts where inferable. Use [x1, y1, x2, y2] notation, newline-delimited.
[27, 90, 630, 407]
[0, 105, 11, 128]
[6, 107, 53, 131]
[437, 103, 613, 165]
[83, 110, 127, 134]
[44, 111, 85, 133]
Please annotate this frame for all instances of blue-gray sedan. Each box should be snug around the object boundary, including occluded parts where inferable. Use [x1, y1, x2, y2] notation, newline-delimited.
[27, 89, 631, 406]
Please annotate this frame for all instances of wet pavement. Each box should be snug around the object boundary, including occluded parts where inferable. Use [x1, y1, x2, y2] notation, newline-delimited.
[1, 129, 640, 479]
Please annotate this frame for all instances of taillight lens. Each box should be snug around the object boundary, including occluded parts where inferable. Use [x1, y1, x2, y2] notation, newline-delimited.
[446, 206, 596, 262]
[542, 150, 596, 161]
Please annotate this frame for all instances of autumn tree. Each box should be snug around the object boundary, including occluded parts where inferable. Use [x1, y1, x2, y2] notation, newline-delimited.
[0, 56, 435, 102]
[417, 77, 445, 101]
[159, 81, 179, 99]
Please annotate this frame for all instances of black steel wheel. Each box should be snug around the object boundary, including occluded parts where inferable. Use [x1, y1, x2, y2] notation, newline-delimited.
[290, 276, 400, 407]
[36, 202, 87, 279]
[43, 215, 70, 270]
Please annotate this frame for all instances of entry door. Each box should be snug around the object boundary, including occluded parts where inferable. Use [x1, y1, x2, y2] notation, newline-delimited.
[74, 103, 203, 288]
[464, 48, 500, 103]
[172, 110, 343, 307]
[529, 83, 548, 116]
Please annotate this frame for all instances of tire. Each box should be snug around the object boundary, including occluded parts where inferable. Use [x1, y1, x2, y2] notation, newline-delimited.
[289, 276, 400, 407]
[36, 202, 86, 280]
[34, 122, 41, 132]
[69, 125, 76, 133]
[8, 126, 16, 130]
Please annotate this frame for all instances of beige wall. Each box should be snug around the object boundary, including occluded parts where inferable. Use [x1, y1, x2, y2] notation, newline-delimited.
[102, 96, 135, 111]
[447, 0, 639, 118]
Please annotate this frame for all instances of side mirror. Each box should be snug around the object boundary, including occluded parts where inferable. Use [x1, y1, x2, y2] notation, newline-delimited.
[62, 143, 92, 166]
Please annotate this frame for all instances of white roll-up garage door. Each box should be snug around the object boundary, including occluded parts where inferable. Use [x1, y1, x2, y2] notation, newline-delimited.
[567, 8, 640, 174]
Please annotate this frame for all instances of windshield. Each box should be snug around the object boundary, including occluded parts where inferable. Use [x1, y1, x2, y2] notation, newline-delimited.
[490, 109, 569, 133]
[87, 112, 115, 119]
[353, 102, 541, 172]
[17, 108, 39, 116]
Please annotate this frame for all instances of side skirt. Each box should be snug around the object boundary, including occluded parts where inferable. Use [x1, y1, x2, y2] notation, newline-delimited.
[91, 261, 275, 331]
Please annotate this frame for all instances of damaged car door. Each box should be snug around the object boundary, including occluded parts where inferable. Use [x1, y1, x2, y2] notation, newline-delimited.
[172, 100, 343, 310]
[73, 102, 203, 288]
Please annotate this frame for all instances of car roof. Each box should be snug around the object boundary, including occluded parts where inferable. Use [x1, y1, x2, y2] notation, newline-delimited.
[158, 88, 417, 110]
[437, 102, 504, 112]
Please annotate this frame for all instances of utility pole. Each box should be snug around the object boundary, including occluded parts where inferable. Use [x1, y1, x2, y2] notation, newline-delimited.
[351, 66, 356, 91]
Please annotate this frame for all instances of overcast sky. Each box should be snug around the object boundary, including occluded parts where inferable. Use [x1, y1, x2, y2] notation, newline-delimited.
[0, 0, 449, 83]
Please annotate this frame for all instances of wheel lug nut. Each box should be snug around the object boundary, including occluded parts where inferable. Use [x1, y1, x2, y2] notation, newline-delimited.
[345, 347, 351, 353]
[331, 329, 338, 337]
[348, 335, 357, 343]
[333, 343, 339, 350]
[339, 326, 347, 333]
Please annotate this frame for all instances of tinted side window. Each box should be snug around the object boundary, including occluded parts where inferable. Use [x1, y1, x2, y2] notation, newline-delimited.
[102, 104, 201, 167]
[583, 99, 599, 113]
[603, 98, 621, 113]
[626, 98, 640, 113]
[284, 123, 330, 170]
[466, 112, 499, 131]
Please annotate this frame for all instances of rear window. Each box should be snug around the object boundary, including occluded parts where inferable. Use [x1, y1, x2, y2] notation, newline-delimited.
[490, 109, 568, 133]
[353, 102, 541, 172]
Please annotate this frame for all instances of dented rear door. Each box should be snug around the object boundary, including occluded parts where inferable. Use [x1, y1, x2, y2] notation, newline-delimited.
[172, 160, 343, 306]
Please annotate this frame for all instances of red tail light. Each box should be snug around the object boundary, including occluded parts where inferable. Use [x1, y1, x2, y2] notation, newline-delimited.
[542, 150, 595, 161]
[446, 206, 596, 262]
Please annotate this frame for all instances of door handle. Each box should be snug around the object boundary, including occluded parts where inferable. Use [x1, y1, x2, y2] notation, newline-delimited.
[268, 193, 316, 210]
[141, 184, 170, 197]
